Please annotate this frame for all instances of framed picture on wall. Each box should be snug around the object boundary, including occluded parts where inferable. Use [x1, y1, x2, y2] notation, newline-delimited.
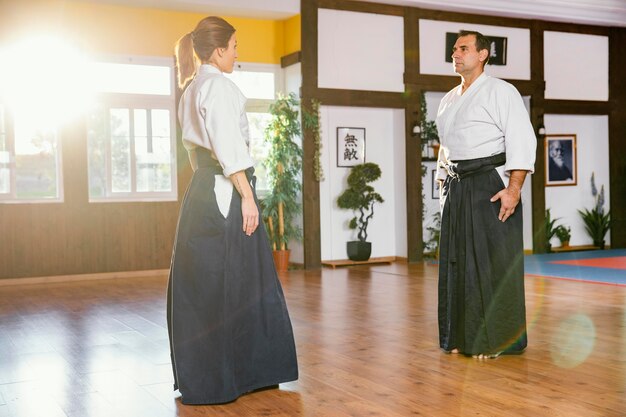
[337, 127, 366, 167]
[445, 32, 508, 65]
[545, 134, 577, 186]
[431, 169, 440, 199]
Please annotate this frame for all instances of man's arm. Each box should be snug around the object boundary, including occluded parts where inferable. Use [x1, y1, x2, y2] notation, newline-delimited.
[490, 170, 527, 222]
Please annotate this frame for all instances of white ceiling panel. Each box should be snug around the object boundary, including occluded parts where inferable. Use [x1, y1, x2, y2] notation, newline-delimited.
[81, 0, 626, 27]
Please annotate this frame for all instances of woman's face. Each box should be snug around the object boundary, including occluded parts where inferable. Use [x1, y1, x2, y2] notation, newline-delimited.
[219, 33, 238, 73]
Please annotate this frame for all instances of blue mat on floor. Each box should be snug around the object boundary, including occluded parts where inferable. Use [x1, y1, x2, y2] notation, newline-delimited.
[524, 249, 626, 285]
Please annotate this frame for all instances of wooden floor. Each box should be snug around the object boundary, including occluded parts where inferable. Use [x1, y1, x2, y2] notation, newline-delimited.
[1, 262, 625, 416]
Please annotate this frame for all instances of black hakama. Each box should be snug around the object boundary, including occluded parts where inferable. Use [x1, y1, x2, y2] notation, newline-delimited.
[438, 153, 527, 356]
[167, 150, 298, 404]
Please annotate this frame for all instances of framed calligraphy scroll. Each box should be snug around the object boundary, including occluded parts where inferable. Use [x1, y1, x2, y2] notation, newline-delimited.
[337, 127, 366, 167]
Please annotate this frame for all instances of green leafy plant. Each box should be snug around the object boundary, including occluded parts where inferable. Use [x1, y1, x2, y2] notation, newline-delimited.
[419, 93, 441, 257]
[262, 92, 303, 251]
[337, 163, 384, 242]
[554, 225, 571, 245]
[544, 209, 561, 252]
[578, 173, 610, 249]
[302, 98, 323, 182]
[424, 211, 441, 258]
[419, 92, 439, 156]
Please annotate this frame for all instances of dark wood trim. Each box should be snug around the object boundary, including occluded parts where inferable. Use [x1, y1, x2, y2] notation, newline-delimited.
[312, 88, 406, 108]
[608, 27, 626, 248]
[529, 21, 547, 253]
[403, 74, 543, 96]
[280, 51, 301, 68]
[412, 7, 533, 29]
[403, 74, 458, 92]
[544, 100, 613, 115]
[301, 0, 322, 269]
[404, 8, 423, 262]
[318, 0, 405, 16]
[535, 20, 610, 36]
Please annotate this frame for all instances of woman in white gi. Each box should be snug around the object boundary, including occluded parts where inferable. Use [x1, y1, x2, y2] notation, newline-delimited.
[436, 30, 536, 359]
[167, 16, 298, 404]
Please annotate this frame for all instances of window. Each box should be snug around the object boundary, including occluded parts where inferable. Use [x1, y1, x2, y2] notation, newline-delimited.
[225, 63, 281, 196]
[0, 35, 79, 203]
[86, 57, 177, 202]
[0, 105, 63, 203]
[0, 106, 8, 195]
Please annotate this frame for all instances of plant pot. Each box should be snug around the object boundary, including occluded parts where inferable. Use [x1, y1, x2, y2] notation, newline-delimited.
[430, 143, 440, 158]
[347, 241, 371, 261]
[272, 249, 291, 272]
[594, 240, 606, 250]
[560, 240, 570, 248]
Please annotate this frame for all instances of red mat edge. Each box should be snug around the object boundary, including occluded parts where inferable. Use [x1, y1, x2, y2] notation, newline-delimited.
[525, 273, 626, 287]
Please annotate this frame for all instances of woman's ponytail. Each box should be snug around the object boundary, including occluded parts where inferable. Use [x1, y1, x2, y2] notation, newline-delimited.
[175, 32, 196, 89]
[175, 17, 236, 89]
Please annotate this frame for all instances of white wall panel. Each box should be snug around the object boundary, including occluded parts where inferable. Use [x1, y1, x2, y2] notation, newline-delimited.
[319, 106, 406, 260]
[419, 19, 531, 80]
[544, 115, 610, 247]
[544, 32, 609, 101]
[318, 9, 405, 92]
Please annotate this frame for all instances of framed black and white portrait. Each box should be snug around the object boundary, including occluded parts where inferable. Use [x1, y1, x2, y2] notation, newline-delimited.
[445, 32, 508, 66]
[431, 169, 440, 199]
[337, 127, 366, 167]
[545, 134, 577, 186]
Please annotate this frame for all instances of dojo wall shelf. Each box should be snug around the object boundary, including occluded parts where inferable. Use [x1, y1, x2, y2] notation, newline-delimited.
[550, 245, 602, 253]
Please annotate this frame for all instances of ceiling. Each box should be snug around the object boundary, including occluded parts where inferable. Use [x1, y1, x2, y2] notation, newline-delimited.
[83, 0, 626, 27]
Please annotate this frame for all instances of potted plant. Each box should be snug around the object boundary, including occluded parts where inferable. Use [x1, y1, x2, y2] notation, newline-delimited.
[424, 211, 441, 260]
[336, 162, 384, 261]
[419, 92, 440, 159]
[262, 93, 303, 271]
[544, 209, 561, 253]
[555, 225, 571, 248]
[578, 172, 610, 249]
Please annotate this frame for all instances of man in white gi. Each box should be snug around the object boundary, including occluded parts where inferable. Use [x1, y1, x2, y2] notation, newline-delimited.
[435, 30, 536, 359]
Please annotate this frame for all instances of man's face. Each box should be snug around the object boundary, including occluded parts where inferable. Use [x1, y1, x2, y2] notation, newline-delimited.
[549, 141, 564, 166]
[451, 35, 488, 76]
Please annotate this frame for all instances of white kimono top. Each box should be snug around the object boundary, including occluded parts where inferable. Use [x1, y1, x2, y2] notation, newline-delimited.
[178, 64, 254, 177]
[435, 73, 536, 184]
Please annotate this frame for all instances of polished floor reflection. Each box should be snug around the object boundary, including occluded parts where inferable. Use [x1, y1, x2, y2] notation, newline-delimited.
[0, 262, 625, 416]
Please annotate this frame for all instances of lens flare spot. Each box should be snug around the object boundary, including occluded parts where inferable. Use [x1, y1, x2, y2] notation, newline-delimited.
[550, 314, 595, 368]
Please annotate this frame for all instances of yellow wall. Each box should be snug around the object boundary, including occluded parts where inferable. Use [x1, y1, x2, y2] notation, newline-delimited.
[283, 14, 302, 55]
[1, 0, 300, 64]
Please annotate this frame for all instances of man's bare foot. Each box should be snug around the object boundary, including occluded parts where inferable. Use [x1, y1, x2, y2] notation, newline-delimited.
[450, 348, 460, 354]
[472, 352, 502, 359]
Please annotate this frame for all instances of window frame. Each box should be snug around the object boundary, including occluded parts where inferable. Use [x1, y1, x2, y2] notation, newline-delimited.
[87, 55, 178, 203]
[227, 62, 282, 198]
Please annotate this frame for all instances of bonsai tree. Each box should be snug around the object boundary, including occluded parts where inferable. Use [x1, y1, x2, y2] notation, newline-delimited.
[262, 93, 303, 267]
[578, 172, 610, 249]
[337, 162, 384, 243]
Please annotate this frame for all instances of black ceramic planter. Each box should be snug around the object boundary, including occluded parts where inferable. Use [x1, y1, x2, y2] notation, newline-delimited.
[347, 241, 371, 261]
